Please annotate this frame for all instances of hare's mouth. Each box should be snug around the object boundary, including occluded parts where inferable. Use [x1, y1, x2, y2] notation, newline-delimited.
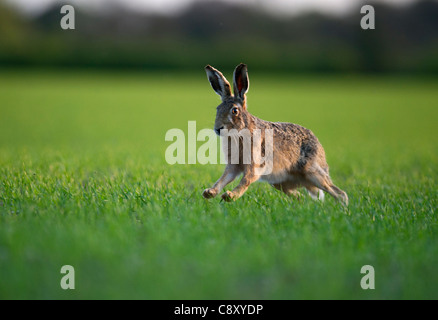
[215, 126, 224, 136]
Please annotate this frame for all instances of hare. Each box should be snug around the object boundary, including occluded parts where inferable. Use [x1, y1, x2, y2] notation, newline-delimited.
[202, 63, 348, 206]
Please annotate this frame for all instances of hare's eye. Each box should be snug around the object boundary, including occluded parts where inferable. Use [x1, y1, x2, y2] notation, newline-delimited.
[231, 107, 239, 115]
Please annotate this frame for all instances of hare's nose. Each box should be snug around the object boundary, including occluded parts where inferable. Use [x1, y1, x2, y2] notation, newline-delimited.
[215, 126, 224, 135]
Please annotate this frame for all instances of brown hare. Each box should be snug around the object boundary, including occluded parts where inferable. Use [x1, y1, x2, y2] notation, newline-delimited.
[202, 63, 348, 206]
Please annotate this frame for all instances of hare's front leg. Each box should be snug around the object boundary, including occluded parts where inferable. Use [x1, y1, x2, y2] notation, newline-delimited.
[221, 166, 258, 202]
[203, 165, 239, 199]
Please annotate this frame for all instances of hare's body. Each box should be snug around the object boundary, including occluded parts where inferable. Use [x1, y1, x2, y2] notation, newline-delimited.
[202, 64, 348, 205]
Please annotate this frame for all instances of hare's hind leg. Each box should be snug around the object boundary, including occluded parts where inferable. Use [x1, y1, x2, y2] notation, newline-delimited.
[306, 166, 348, 206]
[305, 186, 325, 201]
[272, 181, 302, 200]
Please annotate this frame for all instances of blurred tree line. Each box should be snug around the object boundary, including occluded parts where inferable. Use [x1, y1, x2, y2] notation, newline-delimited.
[0, 0, 437, 73]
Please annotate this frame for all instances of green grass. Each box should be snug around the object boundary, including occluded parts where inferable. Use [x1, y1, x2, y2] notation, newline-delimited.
[0, 71, 437, 299]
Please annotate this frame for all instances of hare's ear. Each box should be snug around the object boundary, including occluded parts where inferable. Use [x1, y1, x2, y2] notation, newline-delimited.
[233, 63, 249, 107]
[205, 65, 232, 101]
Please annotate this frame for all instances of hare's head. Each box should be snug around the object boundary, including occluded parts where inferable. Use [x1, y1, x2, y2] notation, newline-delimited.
[205, 63, 250, 135]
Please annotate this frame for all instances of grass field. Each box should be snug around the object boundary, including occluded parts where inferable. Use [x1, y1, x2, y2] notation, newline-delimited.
[0, 71, 437, 299]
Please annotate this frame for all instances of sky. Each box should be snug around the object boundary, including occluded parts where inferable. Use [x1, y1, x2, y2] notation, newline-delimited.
[5, 0, 421, 16]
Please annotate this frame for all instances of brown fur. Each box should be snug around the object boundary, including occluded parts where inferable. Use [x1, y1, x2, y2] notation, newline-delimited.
[202, 64, 348, 206]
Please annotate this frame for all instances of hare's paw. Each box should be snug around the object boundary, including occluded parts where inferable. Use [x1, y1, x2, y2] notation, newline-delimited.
[202, 188, 217, 199]
[341, 192, 349, 207]
[221, 191, 235, 202]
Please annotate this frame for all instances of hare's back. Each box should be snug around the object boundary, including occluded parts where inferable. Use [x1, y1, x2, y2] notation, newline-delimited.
[269, 121, 325, 170]
[270, 122, 319, 146]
